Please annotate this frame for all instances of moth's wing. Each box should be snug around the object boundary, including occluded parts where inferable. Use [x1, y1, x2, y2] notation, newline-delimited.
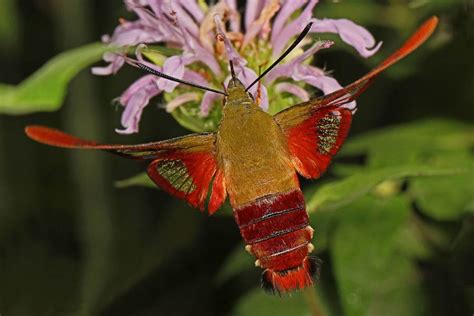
[275, 105, 352, 178]
[25, 126, 226, 213]
[274, 16, 438, 179]
[147, 150, 226, 214]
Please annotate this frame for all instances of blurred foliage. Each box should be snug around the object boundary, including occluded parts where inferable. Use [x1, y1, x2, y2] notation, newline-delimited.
[0, 43, 106, 115]
[0, 1, 473, 316]
[0, 0, 20, 53]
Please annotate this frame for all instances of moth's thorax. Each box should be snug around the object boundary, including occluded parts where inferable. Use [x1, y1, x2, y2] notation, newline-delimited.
[217, 92, 298, 207]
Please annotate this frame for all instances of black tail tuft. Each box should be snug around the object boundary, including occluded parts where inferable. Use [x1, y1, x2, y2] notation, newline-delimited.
[261, 269, 278, 295]
[307, 256, 323, 281]
[260, 256, 323, 295]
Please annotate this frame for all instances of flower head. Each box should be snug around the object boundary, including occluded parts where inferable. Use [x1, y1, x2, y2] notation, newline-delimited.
[93, 0, 381, 134]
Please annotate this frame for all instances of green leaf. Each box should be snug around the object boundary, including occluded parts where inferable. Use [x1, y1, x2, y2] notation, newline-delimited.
[170, 101, 222, 133]
[340, 119, 473, 168]
[101, 203, 200, 307]
[332, 195, 426, 316]
[307, 163, 468, 213]
[215, 243, 253, 285]
[0, 0, 20, 51]
[363, 256, 426, 316]
[234, 288, 310, 316]
[0, 43, 108, 115]
[0, 238, 80, 316]
[0, 84, 13, 94]
[410, 173, 474, 221]
[395, 218, 434, 260]
[115, 172, 156, 189]
[308, 203, 339, 252]
[145, 45, 182, 57]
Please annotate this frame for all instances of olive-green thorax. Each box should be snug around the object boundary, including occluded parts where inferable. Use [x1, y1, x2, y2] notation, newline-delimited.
[216, 83, 298, 207]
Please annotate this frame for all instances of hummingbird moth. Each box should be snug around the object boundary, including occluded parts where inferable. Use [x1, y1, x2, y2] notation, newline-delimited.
[26, 17, 438, 294]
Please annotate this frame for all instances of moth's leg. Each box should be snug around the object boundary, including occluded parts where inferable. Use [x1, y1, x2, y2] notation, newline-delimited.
[256, 81, 262, 106]
[255, 63, 266, 107]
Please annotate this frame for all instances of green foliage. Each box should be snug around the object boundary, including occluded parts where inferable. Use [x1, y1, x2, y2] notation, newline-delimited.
[410, 174, 473, 221]
[0, 0, 20, 52]
[0, 202, 199, 316]
[341, 119, 473, 167]
[234, 289, 311, 316]
[331, 195, 423, 316]
[115, 172, 156, 189]
[306, 163, 467, 213]
[170, 100, 223, 132]
[0, 43, 107, 115]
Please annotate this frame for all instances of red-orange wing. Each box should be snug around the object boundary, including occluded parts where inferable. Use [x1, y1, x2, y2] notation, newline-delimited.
[276, 106, 352, 178]
[274, 17, 438, 179]
[25, 126, 226, 213]
[147, 152, 226, 213]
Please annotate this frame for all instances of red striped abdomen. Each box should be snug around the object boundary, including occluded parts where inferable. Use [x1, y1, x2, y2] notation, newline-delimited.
[233, 189, 319, 293]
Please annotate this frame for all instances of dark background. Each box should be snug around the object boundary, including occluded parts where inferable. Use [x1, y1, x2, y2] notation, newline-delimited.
[0, 1, 472, 315]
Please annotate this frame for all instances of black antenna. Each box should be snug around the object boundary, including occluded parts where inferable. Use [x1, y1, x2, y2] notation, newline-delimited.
[245, 22, 313, 92]
[133, 62, 228, 96]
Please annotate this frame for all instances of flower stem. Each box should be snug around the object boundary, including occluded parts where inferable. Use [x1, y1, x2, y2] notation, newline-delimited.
[302, 286, 326, 316]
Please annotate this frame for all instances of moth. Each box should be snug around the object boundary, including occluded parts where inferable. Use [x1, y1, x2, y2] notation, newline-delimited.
[26, 17, 438, 294]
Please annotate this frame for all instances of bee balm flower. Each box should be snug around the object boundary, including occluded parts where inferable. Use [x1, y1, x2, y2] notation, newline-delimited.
[92, 0, 381, 134]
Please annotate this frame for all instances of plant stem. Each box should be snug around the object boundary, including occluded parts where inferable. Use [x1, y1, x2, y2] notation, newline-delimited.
[53, 0, 114, 314]
[302, 286, 326, 316]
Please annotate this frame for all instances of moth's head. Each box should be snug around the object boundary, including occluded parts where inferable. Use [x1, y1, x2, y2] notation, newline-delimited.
[225, 62, 254, 103]
[227, 77, 244, 90]
[225, 77, 254, 105]
[226, 60, 245, 93]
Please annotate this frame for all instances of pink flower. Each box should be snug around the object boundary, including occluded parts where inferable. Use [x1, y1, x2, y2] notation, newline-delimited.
[93, 0, 381, 134]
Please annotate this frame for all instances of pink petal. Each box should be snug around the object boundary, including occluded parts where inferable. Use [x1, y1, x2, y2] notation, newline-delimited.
[119, 74, 155, 105]
[244, 0, 265, 31]
[224, 0, 241, 32]
[274, 82, 310, 101]
[271, 0, 308, 44]
[157, 55, 187, 92]
[200, 91, 221, 116]
[92, 53, 125, 76]
[243, 0, 280, 47]
[169, 2, 200, 38]
[214, 15, 248, 70]
[266, 40, 333, 83]
[271, 0, 318, 57]
[310, 18, 382, 58]
[178, 0, 204, 22]
[183, 69, 207, 84]
[147, 1, 189, 46]
[166, 92, 200, 112]
[133, 44, 166, 74]
[117, 75, 162, 134]
[125, 0, 148, 8]
[293, 64, 356, 110]
[176, 18, 221, 75]
[126, 1, 162, 29]
[110, 20, 162, 46]
[199, 2, 231, 53]
[290, 40, 334, 65]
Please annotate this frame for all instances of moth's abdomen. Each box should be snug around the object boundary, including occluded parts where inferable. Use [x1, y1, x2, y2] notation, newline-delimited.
[234, 189, 319, 293]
